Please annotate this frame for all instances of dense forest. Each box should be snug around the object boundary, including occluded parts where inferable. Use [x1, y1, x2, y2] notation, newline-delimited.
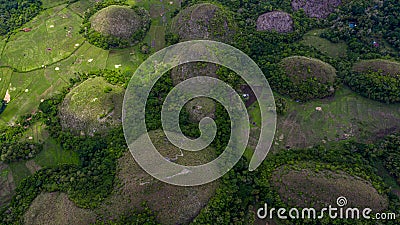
[322, 0, 400, 57]
[0, 0, 42, 36]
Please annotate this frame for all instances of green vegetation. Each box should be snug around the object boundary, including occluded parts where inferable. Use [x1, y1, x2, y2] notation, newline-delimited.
[274, 87, 400, 149]
[271, 56, 338, 101]
[374, 134, 400, 185]
[250, 141, 400, 224]
[0, 0, 42, 36]
[34, 138, 79, 167]
[1, 4, 84, 71]
[68, 0, 94, 17]
[346, 59, 400, 103]
[0, 116, 43, 163]
[301, 29, 348, 58]
[1, 0, 400, 224]
[60, 76, 124, 135]
[94, 130, 217, 224]
[8, 162, 31, 186]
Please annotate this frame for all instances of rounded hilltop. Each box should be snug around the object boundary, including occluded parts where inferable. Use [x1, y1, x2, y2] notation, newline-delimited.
[257, 11, 294, 33]
[91, 5, 143, 39]
[171, 3, 237, 42]
[277, 56, 337, 101]
[86, 5, 150, 49]
[59, 77, 124, 136]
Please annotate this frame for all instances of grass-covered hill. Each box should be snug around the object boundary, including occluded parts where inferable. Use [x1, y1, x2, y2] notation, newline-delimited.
[346, 59, 400, 103]
[1, 0, 400, 224]
[59, 77, 124, 135]
[90, 5, 145, 40]
[171, 3, 237, 42]
[83, 3, 151, 49]
[273, 56, 337, 101]
[170, 3, 238, 122]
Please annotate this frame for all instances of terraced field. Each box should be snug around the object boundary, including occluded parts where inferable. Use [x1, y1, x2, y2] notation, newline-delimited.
[0, 0, 180, 127]
[1, 4, 84, 71]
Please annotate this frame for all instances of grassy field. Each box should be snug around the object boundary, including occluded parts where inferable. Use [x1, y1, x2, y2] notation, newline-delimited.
[35, 138, 80, 168]
[0, 0, 170, 126]
[1, 5, 84, 71]
[0, 69, 50, 124]
[0, 68, 12, 105]
[137, 0, 180, 51]
[105, 46, 143, 71]
[41, 0, 71, 9]
[144, 25, 166, 51]
[4, 123, 79, 189]
[8, 162, 31, 186]
[68, 0, 94, 17]
[0, 37, 6, 56]
[301, 29, 348, 58]
[249, 87, 400, 150]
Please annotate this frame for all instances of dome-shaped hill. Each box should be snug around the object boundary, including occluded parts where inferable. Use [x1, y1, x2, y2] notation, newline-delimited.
[24, 192, 96, 225]
[171, 3, 237, 42]
[59, 77, 124, 136]
[271, 165, 388, 211]
[292, 0, 341, 19]
[170, 4, 237, 121]
[95, 130, 218, 224]
[282, 56, 336, 84]
[347, 59, 400, 103]
[90, 5, 146, 39]
[257, 11, 294, 33]
[352, 59, 400, 76]
[276, 56, 337, 101]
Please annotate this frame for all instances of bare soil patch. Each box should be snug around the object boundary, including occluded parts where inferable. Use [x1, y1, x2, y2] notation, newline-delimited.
[171, 3, 236, 42]
[256, 11, 294, 33]
[281, 56, 336, 84]
[59, 77, 124, 136]
[292, 0, 342, 19]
